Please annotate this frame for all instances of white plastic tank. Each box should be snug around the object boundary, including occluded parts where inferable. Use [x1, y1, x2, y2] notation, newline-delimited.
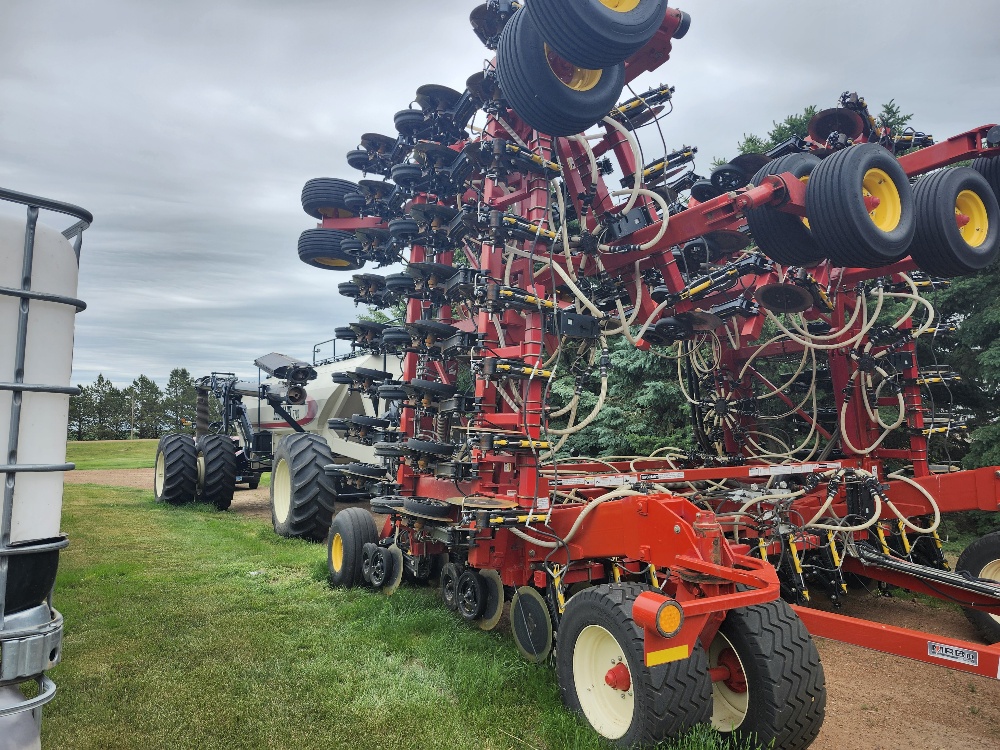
[0, 215, 78, 545]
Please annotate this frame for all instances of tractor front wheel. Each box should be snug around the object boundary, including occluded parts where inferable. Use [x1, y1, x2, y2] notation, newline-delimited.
[709, 599, 826, 750]
[956, 530, 1000, 643]
[154, 434, 197, 505]
[270, 433, 337, 541]
[556, 583, 712, 747]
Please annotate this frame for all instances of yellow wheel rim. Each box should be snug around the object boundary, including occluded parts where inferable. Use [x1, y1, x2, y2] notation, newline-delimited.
[315, 256, 352, 268]
[272, 458, 291, 522]
[599, 0, 641, 11]
[862, 168, 902, 232]
[800, 175, 812, 230]
[331, 532, 345, 573]
[545, 44, 602, 92]
[154, 452, 165, 495]
[956, 189, 989, 248]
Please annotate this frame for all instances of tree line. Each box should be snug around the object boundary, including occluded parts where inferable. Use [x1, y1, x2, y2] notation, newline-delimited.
[68, 368, 199, 441]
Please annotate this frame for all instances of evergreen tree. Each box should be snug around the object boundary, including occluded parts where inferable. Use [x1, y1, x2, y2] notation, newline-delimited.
[128, 375, 165, 439]
[163, 368, 197, 434]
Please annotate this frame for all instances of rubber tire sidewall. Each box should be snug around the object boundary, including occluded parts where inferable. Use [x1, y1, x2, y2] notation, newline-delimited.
[956, 530, 1000, 643]
[270, 433, 338, 541]
[746, 152, 825, 266]
[497, 8, 626, 138]
[807, 143, 915, 268]
[711, 599, 826, 750]
[909, 167, 1000, 277]
[526, 0, 669, 69]
[327, 507, 378, 588]
[556, 583, 712, 747]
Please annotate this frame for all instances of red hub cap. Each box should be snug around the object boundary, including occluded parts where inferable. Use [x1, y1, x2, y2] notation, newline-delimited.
[604, 663, 631, 692]
[716, 648, 747, 694]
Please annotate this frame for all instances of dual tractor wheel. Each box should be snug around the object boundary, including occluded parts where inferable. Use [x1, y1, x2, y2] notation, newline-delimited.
[747, 144, 1000, 276]
[558, 584, 826, 749]
[496, 1, 674, 137]
[154, 433, 237, 510]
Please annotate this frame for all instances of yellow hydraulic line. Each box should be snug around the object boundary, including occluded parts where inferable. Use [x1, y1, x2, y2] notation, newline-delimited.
[896, 519, 913, 555]
[826, 532, 848, 593]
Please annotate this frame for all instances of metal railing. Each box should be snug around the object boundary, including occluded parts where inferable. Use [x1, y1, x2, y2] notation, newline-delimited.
[0, 186, 91, 729]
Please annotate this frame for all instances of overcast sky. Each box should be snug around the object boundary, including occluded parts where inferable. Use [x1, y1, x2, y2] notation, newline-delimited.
[2, 0, 998, 388]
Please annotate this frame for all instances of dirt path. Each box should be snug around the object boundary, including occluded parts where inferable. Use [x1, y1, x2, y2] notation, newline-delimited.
[68, 468, 1000, 749]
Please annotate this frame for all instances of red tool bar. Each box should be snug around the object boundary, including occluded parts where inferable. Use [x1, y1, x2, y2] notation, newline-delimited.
[792, 606, 1000, 681]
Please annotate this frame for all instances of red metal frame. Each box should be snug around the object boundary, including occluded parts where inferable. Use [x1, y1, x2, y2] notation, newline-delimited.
[320, 3, 1000, 683]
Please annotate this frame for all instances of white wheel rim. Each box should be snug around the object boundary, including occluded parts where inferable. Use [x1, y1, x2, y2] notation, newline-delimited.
[196, 454, 206, 490]
[710, 631, 750, 731]
[272, 458, 291, 523]
[154, 452, 165, 495]
[980, 560, 1000, 626]
[573, 625, 634, 740]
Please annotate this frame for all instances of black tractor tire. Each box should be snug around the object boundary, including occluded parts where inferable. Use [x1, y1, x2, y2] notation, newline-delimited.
[556, 583, 712, 746]
[154, 434, 197, 505]
[327, 507, 378, 588]
[497, 8, 625, 137]
[525, 0, 669, 69]
[909, 167, 1000, 277]
[709, 599, 826, 750]
[270, 433, 337, 541]
[746, 153, 825, 267]
[689, 179, 720, 203]
[247, 477, 261, 490]
[972, 155, 1000, 201]
[301, 178, 360, 219]
[388, 217, 420, 240]
[956, 530, 1000, 643]
[298, 229, 365, 271]
[456, 569, 488, 621]
[806, 143, 915, 268]
[338, 281, 361, 299]
[390, 164, 424, 188]
[195, 435, 238, 510]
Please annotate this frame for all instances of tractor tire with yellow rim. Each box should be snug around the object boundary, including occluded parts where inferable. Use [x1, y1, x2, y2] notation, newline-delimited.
[327, 507, 378, 588]
[745, 153, 825, 267]
[497, 7, 625, 137]
[270, 433, 337, 541]
[301, 177, 361, 219]
[153, 434, 197, 505]
[806, 143, 915, 268]
[555, 583, 712, 747]
[708, 599, 826, 750]
[956, 530, 1000, 643]
[297, 228, 365, 272]
[972, 155, 1000, 202]
[525, 0, 670, 69]
[908, 166, 1000, 277]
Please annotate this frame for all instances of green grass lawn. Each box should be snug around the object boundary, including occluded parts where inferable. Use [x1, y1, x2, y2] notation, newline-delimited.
[46, 484, 738, 750]
[66, 439, 159, 470]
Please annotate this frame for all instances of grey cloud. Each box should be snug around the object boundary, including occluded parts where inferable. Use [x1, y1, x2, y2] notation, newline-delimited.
[2, 0, 998, 386]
